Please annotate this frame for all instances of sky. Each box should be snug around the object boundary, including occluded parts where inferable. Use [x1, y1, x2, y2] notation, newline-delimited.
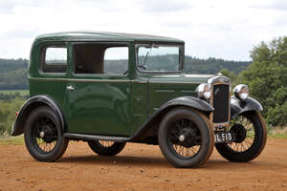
[0, 0, 286, 61]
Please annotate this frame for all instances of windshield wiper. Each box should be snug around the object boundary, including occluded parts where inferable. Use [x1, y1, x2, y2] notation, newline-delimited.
[137, 49, 151, 70]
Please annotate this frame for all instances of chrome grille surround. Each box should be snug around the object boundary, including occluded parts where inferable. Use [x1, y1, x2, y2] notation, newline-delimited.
[208, 76, 231, 128]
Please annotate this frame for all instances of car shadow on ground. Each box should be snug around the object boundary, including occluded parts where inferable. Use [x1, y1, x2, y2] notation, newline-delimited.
[58, 154, 285, 170]
[59, 155, 171, 168]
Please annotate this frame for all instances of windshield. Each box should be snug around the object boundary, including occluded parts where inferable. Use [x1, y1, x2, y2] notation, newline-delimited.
[136, 44, 181, 73]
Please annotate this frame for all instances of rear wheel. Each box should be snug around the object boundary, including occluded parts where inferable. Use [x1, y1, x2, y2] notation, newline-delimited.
[158, 108, 214, 168]
[88, 140, 126, 156]
[24, 106, 69, 162]
[215, 111, 267, 162]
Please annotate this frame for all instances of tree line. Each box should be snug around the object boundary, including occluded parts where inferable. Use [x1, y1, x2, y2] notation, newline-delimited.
[0, 57, 250, 90]
[0, 58, 28, 90]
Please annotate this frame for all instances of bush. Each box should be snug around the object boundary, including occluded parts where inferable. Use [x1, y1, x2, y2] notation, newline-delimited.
[0, 98, 25, 136]
[238, 37, 287, 126]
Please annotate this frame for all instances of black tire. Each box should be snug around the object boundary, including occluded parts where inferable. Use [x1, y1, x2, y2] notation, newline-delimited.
[215, 111, 267, 162]
[88, 141, 126, 156]
[158, 108, 214, 168]
[24, 106, 69, 162]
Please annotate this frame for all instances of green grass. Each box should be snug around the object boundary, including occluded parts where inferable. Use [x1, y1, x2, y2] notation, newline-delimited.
[268, 127, 287, 139]
[0, 89, 29, 96]
[0, 136, 24, 145]
[268, 133, 287, 139]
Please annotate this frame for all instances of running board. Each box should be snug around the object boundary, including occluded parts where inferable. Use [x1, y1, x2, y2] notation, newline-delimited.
[64, 133, 130, 142]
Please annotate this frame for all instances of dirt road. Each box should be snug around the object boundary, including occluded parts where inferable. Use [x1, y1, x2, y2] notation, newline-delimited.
[0, 138, 287, 191]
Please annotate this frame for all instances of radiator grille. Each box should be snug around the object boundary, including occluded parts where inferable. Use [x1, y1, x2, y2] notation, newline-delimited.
[212, 84, 229, 123]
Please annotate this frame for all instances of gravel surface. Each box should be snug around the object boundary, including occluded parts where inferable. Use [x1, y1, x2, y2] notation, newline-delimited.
[0, 138, 287, 191]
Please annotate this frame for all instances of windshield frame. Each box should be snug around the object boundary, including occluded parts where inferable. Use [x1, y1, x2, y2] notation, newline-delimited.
[135, 43, 184, 74]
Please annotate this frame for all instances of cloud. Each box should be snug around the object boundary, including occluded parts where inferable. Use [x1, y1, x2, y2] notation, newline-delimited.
[0, 29, 39, 39]
[0, 0, 287, 60]
[0, 0, 43, 13]
[139, 0, 191, 13]
[250, 0, 287, 11]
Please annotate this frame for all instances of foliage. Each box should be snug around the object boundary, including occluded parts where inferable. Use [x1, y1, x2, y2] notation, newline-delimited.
[0, 57, 250, 91]
[219, 69, 237, 84]
[184, 57, 250, 74]
[0, 58, 28, 73]
[0, 58, 28, 90]
[0, 97, 25, 136]
[238, 37, 287, 126]
[0, 90, 29, 101]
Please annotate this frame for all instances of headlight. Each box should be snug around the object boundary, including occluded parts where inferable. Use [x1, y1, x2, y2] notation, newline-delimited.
[233, 84, 249, 100]
[196, 83, 211, 100]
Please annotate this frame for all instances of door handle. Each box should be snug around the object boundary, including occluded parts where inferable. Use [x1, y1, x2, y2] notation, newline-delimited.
[67, 85, 75, 91]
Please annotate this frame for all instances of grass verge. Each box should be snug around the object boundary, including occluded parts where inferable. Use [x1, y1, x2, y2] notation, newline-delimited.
[0, 136, 24, 145]
[268, 133, 287, 139]
[0, 89, 28, 96]
[268, 127, 287, 139]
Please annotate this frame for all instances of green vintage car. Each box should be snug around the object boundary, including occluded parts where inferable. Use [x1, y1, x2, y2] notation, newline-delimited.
[12, 32, 267, 168]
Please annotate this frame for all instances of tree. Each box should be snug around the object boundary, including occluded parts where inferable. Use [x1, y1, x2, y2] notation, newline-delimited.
[238, 37, 287, 126]
[0, 97, 25, 135]
[219, 68, 237, 84]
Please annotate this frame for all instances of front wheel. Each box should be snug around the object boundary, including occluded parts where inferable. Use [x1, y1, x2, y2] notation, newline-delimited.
[158, 108, 214, 168]
[88, 141, 126, 156]
[216, 111, 267, 162]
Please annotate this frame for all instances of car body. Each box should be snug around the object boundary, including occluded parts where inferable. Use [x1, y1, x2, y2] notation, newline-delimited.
[12, 32, 267, 168]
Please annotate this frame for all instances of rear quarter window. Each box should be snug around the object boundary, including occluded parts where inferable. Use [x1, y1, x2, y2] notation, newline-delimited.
[42, 47, 67, 73]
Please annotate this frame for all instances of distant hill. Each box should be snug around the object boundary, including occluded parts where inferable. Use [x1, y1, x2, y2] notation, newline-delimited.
[0, 57, 250, 90]
[184, 56, 251, 74]
[0, 59, 28, 90]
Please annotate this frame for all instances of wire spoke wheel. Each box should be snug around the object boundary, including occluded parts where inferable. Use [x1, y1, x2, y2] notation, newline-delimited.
[228, 115, 255, 152]
[98, 141, 115, 148]
[24, 106, 68, 162]
[158, 108, 214, 168]
[168, 119, 202, 159]
[36, 138, 57, 152]
[88, 140, 126, 156]
[215, 111, 267, 162]
[172, 145, 201, 157]
[31, 116, 58, 153]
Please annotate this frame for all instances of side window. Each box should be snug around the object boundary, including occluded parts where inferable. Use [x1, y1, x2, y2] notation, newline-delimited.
[137, 45, 180, 73]
[73, 44, 128, 75]
[104, 47, 128, 74]
[42, 47, 67, 73]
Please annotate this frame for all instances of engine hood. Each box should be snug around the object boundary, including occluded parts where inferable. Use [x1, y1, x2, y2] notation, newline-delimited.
[148, 74, 214, 84]
[146, 74, 214, 115]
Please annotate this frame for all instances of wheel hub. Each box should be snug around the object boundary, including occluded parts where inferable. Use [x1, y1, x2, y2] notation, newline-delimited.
[40, 125, 56, 143]
[39, 131, 45, 138]
[178, 128, 199, 147]
[230, 124, 247, 143]
[178, 134, 185, 142]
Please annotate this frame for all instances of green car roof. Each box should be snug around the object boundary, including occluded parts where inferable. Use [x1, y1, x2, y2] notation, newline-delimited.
[35, 31, 184, 43]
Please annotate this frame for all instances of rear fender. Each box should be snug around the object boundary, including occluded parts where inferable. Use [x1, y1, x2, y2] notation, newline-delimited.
[11, 95, 65, 136]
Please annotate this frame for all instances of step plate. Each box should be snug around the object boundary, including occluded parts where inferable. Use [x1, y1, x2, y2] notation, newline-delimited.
[64, 133, 130, 142]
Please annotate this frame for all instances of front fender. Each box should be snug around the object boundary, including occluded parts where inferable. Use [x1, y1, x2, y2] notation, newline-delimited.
[231, 96, 263, 119]
[12, 95, 65, 136]
[131, 96, 214, 140]
[160, 96, 214, 113]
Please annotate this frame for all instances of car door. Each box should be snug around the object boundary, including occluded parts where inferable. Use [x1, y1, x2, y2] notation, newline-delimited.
[64, 42, 131, 136]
